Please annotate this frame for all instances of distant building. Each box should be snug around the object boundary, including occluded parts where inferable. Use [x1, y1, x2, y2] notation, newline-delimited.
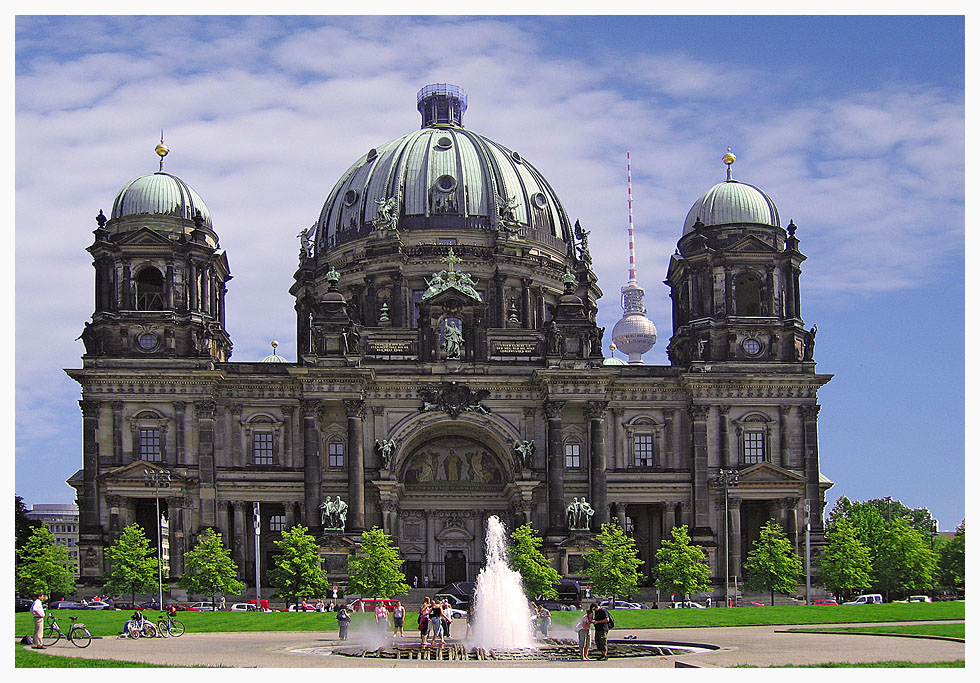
[26, 504, 80, 577]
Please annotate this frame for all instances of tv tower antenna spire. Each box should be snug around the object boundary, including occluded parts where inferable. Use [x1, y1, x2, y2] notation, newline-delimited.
[627, 150, 637, 285]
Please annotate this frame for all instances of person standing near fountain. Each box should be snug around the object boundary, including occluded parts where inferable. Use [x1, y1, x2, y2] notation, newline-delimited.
[441, 599, 453, 638]
[428, 600, 447, 647]
[418, 598, 431, 646]
[336, 604, 352, 641]
[536, 604, 552, 638]
[590, 603, 611, 660]
[576, 607, 594, 661]
[392, 601, 405, 637]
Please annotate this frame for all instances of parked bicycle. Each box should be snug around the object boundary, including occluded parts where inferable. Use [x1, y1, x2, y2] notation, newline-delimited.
[156, 613, 185, 637]
[42, 615, 92, 648]
[126, 613, 159, 639]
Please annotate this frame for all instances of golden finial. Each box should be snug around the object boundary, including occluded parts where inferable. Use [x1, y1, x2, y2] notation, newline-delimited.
[271, 340, 279, 355]
[723, 147, 736, 180]
[155, 130, 169, 171]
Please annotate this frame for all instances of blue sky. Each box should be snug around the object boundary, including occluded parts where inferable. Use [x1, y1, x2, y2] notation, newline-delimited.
[11, 13, 965, 530]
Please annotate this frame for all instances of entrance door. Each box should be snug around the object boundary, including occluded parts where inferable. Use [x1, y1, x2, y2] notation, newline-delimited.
[444, 550, 467, 584]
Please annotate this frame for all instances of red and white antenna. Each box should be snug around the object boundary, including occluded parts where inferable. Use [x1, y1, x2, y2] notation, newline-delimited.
[627, 151, 637, 285]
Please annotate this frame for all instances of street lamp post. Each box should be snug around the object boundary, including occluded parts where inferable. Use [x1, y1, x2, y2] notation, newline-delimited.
[143, 469, 171, 610]
[712, 468, 739, 607]
[805, 499, 812, 605]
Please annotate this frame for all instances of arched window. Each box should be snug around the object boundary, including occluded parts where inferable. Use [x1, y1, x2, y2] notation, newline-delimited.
[135, 267, 166, 310]
[735, 272, 763, 317]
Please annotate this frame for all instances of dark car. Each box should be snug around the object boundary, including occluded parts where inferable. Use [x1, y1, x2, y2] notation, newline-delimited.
[111, 602, 146, 611]
[164, 601, 200, 611]
[50, 601, 85, 609]
[810, 598, 838, 606]
[736, 601, 765, 607]
[15, 598, 34, 612]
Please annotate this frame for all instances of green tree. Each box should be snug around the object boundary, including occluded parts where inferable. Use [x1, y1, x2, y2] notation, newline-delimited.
[15, 526, 76, 598]
[819, 517, 872, 600]
[743, 519, 803, 605]
[268, 525, 330, 606]
[583, 523, 644, 605]
[178, 528, 244, 606]
[875, 518, 937, 599]
[346, 526, 410, 598]
[15, 495, 42, 557]
[104, 523, 158, 604]
[509, 523, 561, 600]
[651, 525, 711, 600]
[936, 521, 964, 595]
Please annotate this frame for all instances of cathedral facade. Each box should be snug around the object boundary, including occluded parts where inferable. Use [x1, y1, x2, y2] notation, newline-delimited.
[67, 84, 832, 592]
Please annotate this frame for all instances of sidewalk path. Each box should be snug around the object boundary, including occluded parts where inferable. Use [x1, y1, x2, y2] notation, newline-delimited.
[27, 621, 965, 668]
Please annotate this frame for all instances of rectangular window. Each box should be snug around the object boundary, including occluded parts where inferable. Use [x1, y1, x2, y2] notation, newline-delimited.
[328, 442, 345, 468]
[743, 431, 765, 464]
[634, 434, 656, 467]
[437, 237, 458, 246]
[138, 428, 162, 461]
[269, 515, 287, 532]
[253, 432, 274, 465]
[564, 443, 581, 469]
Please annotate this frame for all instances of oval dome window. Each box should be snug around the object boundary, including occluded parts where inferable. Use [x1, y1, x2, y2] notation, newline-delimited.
[532, 192, 548, 209]
[436, 136, 453, 149]
[436, 175, 457, 192]
[343, 189, 359, 206]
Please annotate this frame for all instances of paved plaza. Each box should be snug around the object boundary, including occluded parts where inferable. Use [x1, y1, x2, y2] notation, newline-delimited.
[25, 621, 964, 668]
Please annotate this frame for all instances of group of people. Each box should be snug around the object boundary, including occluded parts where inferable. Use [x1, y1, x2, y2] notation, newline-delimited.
[416, 597, 458, 647]
[297, 598, 339, 612]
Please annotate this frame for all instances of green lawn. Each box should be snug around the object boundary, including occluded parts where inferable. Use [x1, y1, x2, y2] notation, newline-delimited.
[786, 623, 965, 639]
[14, 601, 964, 638]
[14, 645, 182, 668]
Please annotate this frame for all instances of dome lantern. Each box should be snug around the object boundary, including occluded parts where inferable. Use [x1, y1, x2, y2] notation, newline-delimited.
[417, 83, 468, 128]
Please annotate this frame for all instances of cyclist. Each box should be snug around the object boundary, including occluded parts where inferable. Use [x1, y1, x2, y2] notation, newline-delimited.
[123, 610, 144, 637]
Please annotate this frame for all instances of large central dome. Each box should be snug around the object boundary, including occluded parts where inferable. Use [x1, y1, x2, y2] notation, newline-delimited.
[315, 84, 573, 252]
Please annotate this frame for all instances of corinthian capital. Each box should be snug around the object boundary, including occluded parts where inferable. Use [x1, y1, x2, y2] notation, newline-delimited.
[344, 399, 366, 419]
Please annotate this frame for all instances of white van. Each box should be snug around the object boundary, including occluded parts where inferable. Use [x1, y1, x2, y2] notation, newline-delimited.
[843, 594, 883, 605]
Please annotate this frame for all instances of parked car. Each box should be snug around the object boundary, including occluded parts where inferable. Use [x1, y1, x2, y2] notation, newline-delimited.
[736, 601, 765, 607]
[15, 598, 34, 612]
[188, 601, 215, 611]
[230, 602, 259, 611]
[842, 594, 883, 605]
[49, 601, 85, 610]
[82, 601, 113, 610]
[599, 600, 643, 610]
[164, 602, 200, 611]
[111, 602, 146, 611]
[670, 601, 705, 609]
[809, 598, 838, 606]
[537, 601, 573, 612]
[351, 597, 401, 613]
[140, 602, 162, 610]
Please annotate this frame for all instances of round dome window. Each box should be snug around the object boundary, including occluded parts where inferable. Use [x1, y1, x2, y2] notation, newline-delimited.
[742, 338, 762, 356]
[436, 136, 453, 150]
[511, 151, 522, 163]
[366, 148, 378, 162]
[532, 192, 548, 209]
[343, 189, 359, 206]
[436, 175, 457, 192]
[136, 332, 159, 352]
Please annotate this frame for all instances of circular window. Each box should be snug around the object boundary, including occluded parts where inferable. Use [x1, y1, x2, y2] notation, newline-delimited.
[136, 332, 159, 351]
[435, 175, 457, 192]
[436, 136, 453, 149]
[343, 189, 359, 206]
[742, 338, 762, 356]
[532, 192, 548, 209]
[511, 151, 522, 163]
[366, 148, 378, 161]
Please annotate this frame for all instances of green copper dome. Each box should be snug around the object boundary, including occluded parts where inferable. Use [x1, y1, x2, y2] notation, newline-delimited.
[111, 171, 212, 228]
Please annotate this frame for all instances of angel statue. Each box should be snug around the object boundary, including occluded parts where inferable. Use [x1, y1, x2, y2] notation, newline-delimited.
[514, 440, 535, 471]
[375, 438, 398, 470]
[373, 197, 399, 232]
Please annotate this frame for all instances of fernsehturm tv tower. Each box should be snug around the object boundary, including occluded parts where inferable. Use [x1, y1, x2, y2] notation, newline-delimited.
[611, 152, 657, 364]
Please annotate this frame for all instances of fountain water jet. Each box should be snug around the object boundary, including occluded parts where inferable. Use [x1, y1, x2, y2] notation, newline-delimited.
[470, 515, 535, 649]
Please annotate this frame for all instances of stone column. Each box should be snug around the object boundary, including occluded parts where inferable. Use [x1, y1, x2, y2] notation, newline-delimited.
[301, 399, 322, 529]
[665, 408, 677, 470]
[612, 407, 626, 470]
[232, 501, 247, 579]
[196, 400, 218, 528]
[229, 404, 244, 467]
[521, 277, 533, 329]
[345, 399, 366, 532]
[587, 400, 609, 526]
[172, 401, 186, 466]
[110, 401, 124, 465]
[391, 271, 404, 328]
[689, 404, 711, 528]
[801, 405, 823, 532]
[663, 502, 677, 534]
[778, 405, 791, 469]
[79, 400, 102, 544]
[167, 496, 186, 576]
[718, 405, 731, 468]
[544, 400, 566, 533]
[281, 405, 295, 469]
[781, 497, 801, 553]
[614, 501, 628, 529]
[730, 498, 743, 577]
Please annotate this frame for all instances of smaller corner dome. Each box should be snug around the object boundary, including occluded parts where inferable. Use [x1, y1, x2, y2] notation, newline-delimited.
[602, 356, 628, 366]
[260, 352, 288, 363]
[110, 172, 212, 228]
[683, 179, 780, 235]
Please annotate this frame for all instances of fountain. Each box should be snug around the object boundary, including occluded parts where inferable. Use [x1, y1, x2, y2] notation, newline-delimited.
[470, 515, 535, 650]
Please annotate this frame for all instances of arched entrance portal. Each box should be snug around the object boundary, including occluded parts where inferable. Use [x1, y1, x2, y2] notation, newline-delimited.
[393, 432, 517, 587]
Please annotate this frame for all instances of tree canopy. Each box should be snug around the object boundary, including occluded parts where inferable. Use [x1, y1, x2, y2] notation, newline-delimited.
[936, 521, 964, 594]
[875, 518, 937, 598]
[509, 523, 561, 600]
[268, 525, 330, 605]
[104, 523, 158, 604]
[743, 519, 802, 605]
[178, 528, 244, 605]
[819, 517, 872, 599]
[346, 526, 410, 598]
[651, 524, 711, 599]
[16, 525, 76, 598]
[15, 496, 42, 557]
[583, 523, 644, 603]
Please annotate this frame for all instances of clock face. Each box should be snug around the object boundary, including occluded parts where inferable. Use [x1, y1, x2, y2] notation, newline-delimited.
[742, 338, 762, 356]
[137, 332, 159, 351]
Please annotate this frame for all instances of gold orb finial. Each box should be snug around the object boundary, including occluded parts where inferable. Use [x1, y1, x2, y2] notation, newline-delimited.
[271, 340, 279, 348]
[155, 130, 169, 171]
[722, 148, 736, 166]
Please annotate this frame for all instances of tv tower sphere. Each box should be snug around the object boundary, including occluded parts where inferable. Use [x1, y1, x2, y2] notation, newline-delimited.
[612, 283, 657, 364]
